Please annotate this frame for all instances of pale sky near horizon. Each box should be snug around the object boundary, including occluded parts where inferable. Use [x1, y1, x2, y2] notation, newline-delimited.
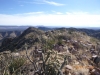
[0, 0, 100, 27]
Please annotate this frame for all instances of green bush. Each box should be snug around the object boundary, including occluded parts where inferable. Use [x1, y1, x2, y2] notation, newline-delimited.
[9, 57, 25, 74]
[45, 40, 55, 50]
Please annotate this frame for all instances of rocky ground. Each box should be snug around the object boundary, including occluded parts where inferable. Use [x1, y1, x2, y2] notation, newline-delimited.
[0, 27, 100, 75]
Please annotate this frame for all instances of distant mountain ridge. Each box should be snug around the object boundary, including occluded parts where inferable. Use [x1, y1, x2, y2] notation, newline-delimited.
[0, 26, 29, 45]
[0, 31, 23, 46]
[65, 28, 100, 39]
[1, 26, 100, 47]
[1, 26, 100, 52]
[0, 26, 29, 31]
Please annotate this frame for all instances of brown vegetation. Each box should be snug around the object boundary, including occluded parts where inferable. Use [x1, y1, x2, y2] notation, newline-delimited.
[0, 27, 100, 75]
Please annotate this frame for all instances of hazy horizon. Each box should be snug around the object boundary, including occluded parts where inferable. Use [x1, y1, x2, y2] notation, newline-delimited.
[1, 25, 100, 29]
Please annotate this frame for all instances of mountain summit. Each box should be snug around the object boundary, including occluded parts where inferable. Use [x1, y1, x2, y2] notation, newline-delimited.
[0, 27, 100, 75]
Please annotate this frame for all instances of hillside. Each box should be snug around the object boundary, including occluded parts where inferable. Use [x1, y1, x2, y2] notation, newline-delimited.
[38, 27, 100, 40]
[1, 27, 100, 53]
[36, 26, 100, 40]
[0, 31, 23, 46]
[0, 27, 100, 75]
[67, 28, 100, 39]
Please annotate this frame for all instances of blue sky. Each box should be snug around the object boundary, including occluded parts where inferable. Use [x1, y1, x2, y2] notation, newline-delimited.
[0, 0, 100, 27]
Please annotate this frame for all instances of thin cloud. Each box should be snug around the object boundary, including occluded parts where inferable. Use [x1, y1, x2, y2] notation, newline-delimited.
[52, 11, 63, 14]
[22, 12, 44, 15]
[66, 11, 89, 15]
[0, 12, 100, 27]
[19, 0, 65, 6]
[56, 12, 63, 15]
[43, 0, 65, 6]
[14, 12, 44, 16]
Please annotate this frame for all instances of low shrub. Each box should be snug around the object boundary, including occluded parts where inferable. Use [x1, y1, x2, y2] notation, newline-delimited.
[9, 57, 25, 74]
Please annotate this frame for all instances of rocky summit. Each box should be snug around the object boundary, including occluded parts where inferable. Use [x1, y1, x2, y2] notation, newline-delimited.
[0, 27, 100, 75]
